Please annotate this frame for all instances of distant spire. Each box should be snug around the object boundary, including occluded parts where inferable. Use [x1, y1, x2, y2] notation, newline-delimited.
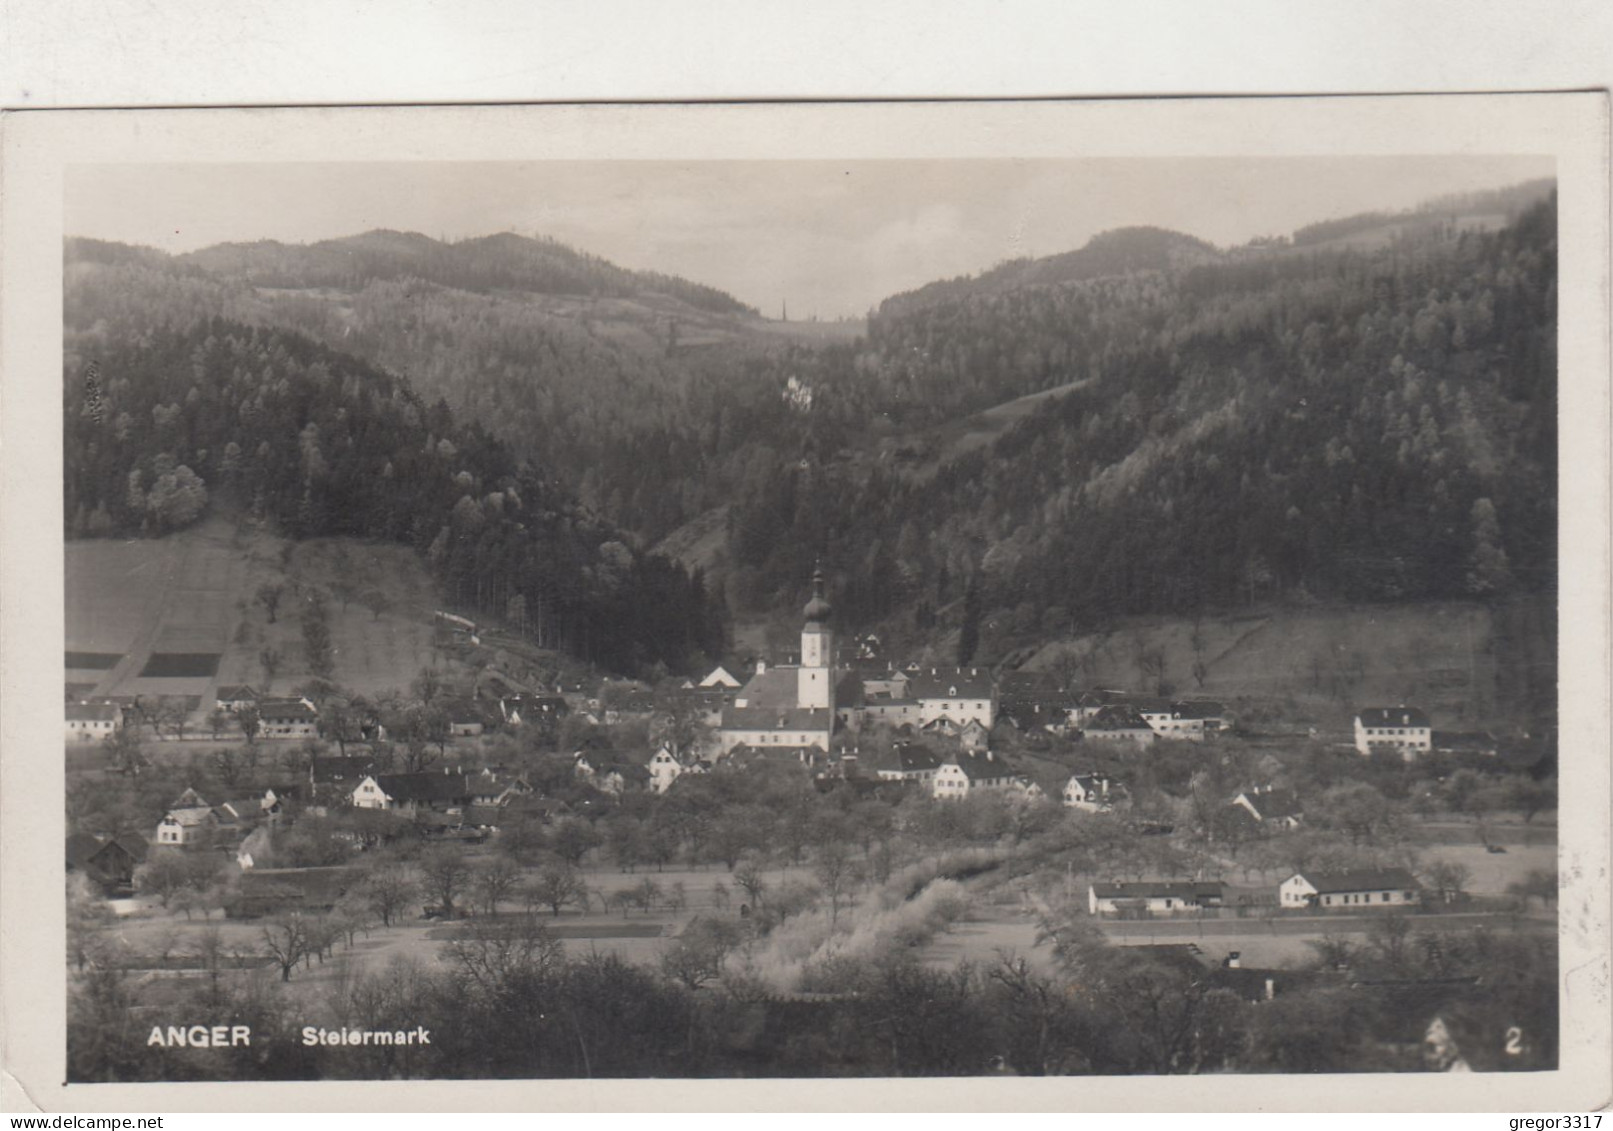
[781, 298, 788, 322]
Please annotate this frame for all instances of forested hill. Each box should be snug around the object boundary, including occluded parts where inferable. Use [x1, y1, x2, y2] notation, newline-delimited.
[62, 318, 726, 676]
[878, 226, 1223, 319]
[165, 229, 758, 315]
[708, 194, 1557, 654]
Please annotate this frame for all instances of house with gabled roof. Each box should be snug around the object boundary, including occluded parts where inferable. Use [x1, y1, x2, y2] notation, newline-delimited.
[1081, 705, 1157, 744]
[66, 701, 122, 742]
[1063, 772, 1117, 812]
[214, 684, 259, 713]
[870, 741, 943, 785]
[1136, 699, 1207, 741]
[699, 664, 743, 690]
[1089, 880, 1226, 918]
[932, 747, 1016, 799]
[1280, 868, 1420, 910]
[66, 832, 147, 891]
[1354, 706, 1432, 759]
[907, 667, 995, 729]
[156, 806, 219, 847]
[1231, 785, 1304, 829]
[351, 771, 474, 815]
[256, 696, 319, 739]
[647, 744, 684, 795]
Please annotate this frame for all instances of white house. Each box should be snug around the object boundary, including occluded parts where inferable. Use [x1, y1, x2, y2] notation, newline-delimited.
[1063, 773, 1115, 811]
[872, 742, 942, 785]
[256, 696, 319, 739]
[155, 806, 217, 847]
[66, 701, 122, 742]
[907, 668, 995, 729]
[1279, 868, 1421, 910]
[647, 745, 683, 795]
[1089, 880, 1226, 917]
[1137, 701, 1208, 742]
[932, 748, 1016, 800]
[1354, 707, 1432, 759]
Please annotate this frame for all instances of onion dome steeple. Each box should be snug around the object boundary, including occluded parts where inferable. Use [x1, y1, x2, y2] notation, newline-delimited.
[803, 563, 832, 626]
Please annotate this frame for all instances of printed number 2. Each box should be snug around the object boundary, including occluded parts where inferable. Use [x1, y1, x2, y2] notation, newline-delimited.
[1505, 1026, 1523, 1055]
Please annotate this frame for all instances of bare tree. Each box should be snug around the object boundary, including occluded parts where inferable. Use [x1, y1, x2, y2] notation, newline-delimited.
[261, 915, 307, 981]
[527, 866, 587, 917]
[363, 862, 418, 927]
[813, 842, 862, 931]
[420, 848, 470, 919]
[470, 857, 523, 917]
[255, 582, 285, 624]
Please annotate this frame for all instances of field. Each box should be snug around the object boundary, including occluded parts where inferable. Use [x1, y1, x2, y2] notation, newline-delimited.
[65, 519, 455, 719]
[1019, 595, 1553, 732]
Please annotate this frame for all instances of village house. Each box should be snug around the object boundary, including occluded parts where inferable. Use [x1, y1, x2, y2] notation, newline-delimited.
[497, 693, 569, 728]
[1176, 700, 1230, 732]
[1089, 880, 1226, 918]
[1069, 689, 1130, 728]
[932, 747, 1016, 800]
[214, 684, 259, 713]
[1062, 772, 1116, 812]
[66, 832, 147, 892]
[1080, 705, 1157, 744]
[906, 667, 996, 729]
[350, 771, 475, 815]
[646, 745, 684, 795]
[870, 742, 943, 786]
[698, 664, 743, 690]
[155, 806, 218, 847]
[1280, 868, 1421, 910]
[1230, 785, 1304, 830]
[1354, 706, 1432, 759]
[65, 700, 122, 742]
[256, 696, 319, 739]
[1136, 699, 1207, 741]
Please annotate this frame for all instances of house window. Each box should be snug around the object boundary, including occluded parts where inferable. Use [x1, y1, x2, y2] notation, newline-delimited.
[1382, 892, 1391, 902]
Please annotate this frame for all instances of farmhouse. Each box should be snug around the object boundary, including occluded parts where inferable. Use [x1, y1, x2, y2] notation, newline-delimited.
[156, 806, 218, 847]
[256, 696, 319, 739]
[351, 771, 474, 815]
[1081, 705, 1157, 744]
[214, 684, 259, 713]
[932, 748, 1016, 799]
[66, 832, 147, 892]
[1176, 700, 1229, 732]
[1089, 880, 1226, 918]
[66, 701, 122, 741]
[1231, 785, 1304, 829]
[1280, 868, 1421, 910]
[1354, 707, 1432, 759]
[1136, 700, 1207, 741]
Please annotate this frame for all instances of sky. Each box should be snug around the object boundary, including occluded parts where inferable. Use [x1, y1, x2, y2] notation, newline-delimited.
[66, 156, 1554, 319]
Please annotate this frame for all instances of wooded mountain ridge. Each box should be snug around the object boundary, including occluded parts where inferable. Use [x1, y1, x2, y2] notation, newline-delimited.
[65, 181, 1557, 689]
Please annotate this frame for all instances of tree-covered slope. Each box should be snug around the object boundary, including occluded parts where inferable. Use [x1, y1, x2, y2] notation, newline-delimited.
[63, 318, 726, 676]
[713, 194, 1557, 647]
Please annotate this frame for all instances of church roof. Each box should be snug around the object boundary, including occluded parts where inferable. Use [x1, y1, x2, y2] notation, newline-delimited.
[722, 704, 835, 734]
[732, 666, 801, 710]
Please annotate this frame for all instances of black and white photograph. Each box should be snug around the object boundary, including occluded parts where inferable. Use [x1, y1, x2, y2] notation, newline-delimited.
[2, 94, 1608, 1110]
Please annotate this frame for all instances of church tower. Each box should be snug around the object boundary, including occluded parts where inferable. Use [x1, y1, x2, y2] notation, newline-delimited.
[798, 565, 833, 710]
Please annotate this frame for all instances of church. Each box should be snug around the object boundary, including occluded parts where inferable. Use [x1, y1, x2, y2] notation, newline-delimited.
[717, 567, 837, 754]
